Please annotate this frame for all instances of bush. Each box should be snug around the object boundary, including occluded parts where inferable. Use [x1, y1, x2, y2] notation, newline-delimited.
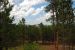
[24, 42, 39, 50]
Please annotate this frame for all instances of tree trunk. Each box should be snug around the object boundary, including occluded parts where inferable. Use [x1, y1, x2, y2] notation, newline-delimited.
[0, 47, 3, 50]
[71, 43, 73, 50]
[63, 43, 65, 50]
[68, 43, 70, 50]
[5, 47, 8, 50]
[0, 37, 3, 50]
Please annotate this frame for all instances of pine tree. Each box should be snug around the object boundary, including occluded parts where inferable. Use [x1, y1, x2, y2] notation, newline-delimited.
[0, 0, 13, 50]
[17, 18, 26, 46]
[45, 0, 75, 50]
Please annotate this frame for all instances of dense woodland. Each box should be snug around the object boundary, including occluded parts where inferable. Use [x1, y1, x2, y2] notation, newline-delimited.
[0, 0, 75, 50]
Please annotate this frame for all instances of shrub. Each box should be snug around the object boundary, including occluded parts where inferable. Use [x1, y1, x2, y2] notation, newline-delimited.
[24, 42, 39, 50]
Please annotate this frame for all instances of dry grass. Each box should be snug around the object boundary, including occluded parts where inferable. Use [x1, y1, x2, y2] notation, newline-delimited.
[7, 44, 75, 50]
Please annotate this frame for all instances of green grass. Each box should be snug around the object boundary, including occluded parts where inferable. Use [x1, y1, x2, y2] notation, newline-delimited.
[24, 42, 39, 50]
[5, 42, 39, 50]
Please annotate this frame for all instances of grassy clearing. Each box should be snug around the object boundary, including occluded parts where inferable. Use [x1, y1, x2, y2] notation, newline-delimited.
[6, 44, 56, 50]
[4, 44, 75, 50]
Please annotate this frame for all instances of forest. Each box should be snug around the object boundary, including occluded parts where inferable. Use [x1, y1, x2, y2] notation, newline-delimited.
[0, 0, 75, 50]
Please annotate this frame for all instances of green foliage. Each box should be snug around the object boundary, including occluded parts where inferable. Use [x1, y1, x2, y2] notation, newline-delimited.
[24, 42, 39, 50]
[0, 0, 17, 48]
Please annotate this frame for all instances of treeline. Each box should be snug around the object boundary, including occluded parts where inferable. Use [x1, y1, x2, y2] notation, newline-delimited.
[8, 22, 55, 44]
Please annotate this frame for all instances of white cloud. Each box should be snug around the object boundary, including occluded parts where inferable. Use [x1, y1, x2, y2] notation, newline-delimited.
[9, 0, 50, 25]
[9, 0, 14, 5]
[26, 12, 52, 25]
[36, 12, 52, 24]
[32, 5, 45, 15]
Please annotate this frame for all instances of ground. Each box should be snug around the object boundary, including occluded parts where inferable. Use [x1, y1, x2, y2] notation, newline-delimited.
[5, 44, 75, 50]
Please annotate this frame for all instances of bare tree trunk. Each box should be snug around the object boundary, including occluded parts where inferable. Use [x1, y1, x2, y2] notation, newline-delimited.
[0, 47, 3, 50]
[68, 43, 70, 50]
[54, 31, 59, 50]
[63, 43, 65, 50]
[71, 43, 73, 50]
[0, 37, 3, 50]
[5, 47, 8, 50]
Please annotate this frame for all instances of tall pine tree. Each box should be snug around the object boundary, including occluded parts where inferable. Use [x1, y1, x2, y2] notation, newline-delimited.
[0, 0, 13, 50]
[45, 0, 75, 50]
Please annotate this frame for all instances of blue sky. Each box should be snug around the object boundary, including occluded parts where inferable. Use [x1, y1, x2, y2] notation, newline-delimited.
[73, 0, 75, 8]
[9, 0, 75, 25]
